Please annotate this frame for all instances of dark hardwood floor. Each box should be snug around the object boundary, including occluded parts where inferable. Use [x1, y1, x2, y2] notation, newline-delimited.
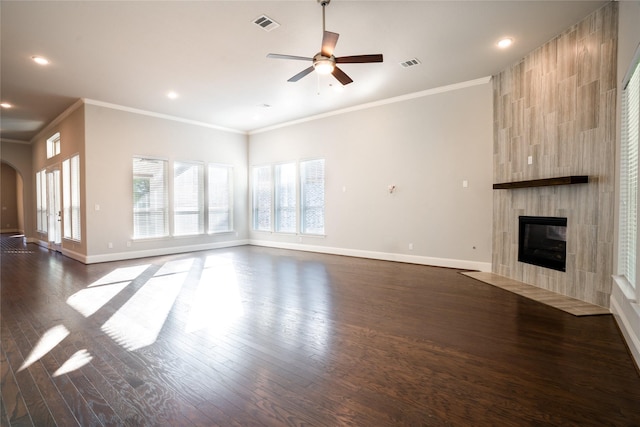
[1, 234, 639, 426]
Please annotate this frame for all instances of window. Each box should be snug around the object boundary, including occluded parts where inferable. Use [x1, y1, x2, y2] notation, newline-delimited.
[275, 162, 296, 233]
[208, 164, 233, 233]
[252, 165, 272, 231]
[62, 155, 81, 241]
[36, 170, 47, 233]
[252, 159, 326, 235]
[300, 159, 325, 235]
[619, 52, 639, 294]
[133, 157, 168, 239]
[46, 132, 60, 159]
[173, 161, 204, 236]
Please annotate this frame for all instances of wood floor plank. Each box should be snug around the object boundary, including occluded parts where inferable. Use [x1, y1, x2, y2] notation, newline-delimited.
[0, 338, 31, 426]
[2, 236, 640, 426]
[1, 307, 81, 427]
[0, 333, 54, 427]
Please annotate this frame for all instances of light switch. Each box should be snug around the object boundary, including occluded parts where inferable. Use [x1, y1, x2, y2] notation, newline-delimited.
[527, 156, 533, 165]
[462, 180, 468, 188]
[95, 204, 100, 211]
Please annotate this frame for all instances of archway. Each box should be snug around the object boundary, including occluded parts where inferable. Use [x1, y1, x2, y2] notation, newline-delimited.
[1, 161, 25, 234]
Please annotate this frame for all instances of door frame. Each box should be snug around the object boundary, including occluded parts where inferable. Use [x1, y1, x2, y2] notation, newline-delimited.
[46, 166, 62, 252]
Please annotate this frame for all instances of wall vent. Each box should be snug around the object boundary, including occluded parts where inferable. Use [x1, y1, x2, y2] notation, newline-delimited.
[253, 15, 280, 32]
[400, 58, 421, 68]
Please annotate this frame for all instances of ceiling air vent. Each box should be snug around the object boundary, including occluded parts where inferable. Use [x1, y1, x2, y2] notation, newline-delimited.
[253, 15, 280, 32]
[400, 58, 421, 68]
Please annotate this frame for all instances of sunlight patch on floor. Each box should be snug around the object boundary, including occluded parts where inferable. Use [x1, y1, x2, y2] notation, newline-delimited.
[67, 282, 130, 317]
[101, 259, 192, 351]
[18, 325, 69, 372]
[66, 264, 151, 317]
[186, 255, 243, 335]
[53, 349, 93, 377]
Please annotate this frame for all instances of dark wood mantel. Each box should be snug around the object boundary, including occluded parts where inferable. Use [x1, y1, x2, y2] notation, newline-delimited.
[493, 175, 589, 190]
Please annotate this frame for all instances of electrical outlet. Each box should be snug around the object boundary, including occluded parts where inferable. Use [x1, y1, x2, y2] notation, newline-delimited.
[527, 155, 533, 165]
[409, 243, 413, 250]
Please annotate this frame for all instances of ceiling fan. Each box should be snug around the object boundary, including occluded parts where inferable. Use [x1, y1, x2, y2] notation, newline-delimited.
[267, 0, 383, 85]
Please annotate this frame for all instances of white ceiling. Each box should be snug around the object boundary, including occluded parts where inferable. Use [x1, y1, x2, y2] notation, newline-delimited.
[0, 0, 608, 142]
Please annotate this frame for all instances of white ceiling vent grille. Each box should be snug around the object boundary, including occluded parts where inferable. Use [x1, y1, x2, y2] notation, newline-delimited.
[253, 15, 280, 32]
[400, 58, 421, 68]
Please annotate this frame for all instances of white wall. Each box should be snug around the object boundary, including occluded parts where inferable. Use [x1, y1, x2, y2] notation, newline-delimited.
[83, 101, 249, 263]
[612, 0, 640, 370]
[249, 80, 493, 271]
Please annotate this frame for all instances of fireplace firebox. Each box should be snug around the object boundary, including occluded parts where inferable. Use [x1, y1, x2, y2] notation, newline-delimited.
[518, 216, 567, 272]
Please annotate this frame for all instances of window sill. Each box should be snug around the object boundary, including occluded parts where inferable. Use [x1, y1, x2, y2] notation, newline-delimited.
[613, 274, 637, 302]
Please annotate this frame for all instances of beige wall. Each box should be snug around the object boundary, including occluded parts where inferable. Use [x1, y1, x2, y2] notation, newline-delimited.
[492, 2, 617, 307]
[249, 80, 494, 271]
[31, 102, 86, 254]
[1, 162, 19, 232]
[83, 102, 249, 263]
[0, 141, 33, 236]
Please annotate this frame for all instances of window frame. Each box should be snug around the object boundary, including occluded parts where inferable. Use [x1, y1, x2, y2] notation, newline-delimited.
[132, 156, 169, 240]
[207, 163, 234, 234]
[251, 159, 326, 236]
[617, 45, 640, 301]
[300, 158, 326, 236]
[62, 154, 81, 241]
[36, 169, 47, 233]
[46, 132, 61, 159]
[274, 162, 297, 233]
[173, 160, 205, 237]
[252, 165, 273, 232]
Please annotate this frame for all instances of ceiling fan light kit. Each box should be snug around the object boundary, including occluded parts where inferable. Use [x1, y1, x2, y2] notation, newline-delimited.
[267, 0, 383, 86]
[312, 54, 335, 75]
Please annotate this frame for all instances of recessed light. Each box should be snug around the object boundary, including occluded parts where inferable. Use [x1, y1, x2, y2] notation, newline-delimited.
[0, 102, 12, 108]
[32, 56, 50, 65]
[167, 91, 178, 99]
[497, 38, 514, 49]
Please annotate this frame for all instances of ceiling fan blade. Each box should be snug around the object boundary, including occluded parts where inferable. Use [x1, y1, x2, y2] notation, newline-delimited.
[332, 66, 353, 85]
[336, 54, 384, 64]
[267, 53, 313, 61]
[321, 31, 339, 57]
[288, 66, 315, 82]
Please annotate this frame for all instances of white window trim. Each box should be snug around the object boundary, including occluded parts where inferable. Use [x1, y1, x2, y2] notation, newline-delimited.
[173, 160, 205, 237]
[207, 163, 234, 234]
[132, 156, 169, 240]
[618, 44, 640, 302]
[46, 132, 61, 159]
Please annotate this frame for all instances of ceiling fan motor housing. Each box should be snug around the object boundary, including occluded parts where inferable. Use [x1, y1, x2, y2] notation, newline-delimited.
[313, 53, 336, 74]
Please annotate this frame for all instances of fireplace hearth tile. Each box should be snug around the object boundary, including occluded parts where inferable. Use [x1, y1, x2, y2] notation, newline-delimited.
[462, 272, 610, 316]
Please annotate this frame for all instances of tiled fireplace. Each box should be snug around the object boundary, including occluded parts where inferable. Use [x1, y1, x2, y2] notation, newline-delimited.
[492, 2, 617, 308]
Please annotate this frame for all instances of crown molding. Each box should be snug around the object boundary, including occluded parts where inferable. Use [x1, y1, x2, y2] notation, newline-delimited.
[83, 99, 246, 135]
[249, 76, 492, 135]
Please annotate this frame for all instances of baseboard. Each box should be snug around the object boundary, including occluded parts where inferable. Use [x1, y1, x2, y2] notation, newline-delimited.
[21, 234, 492, 272]
[83, 239, 251, 264]
[248, 240, 492, 272]
[0, 228, 22, 234]
[610, 276, 640, 372]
